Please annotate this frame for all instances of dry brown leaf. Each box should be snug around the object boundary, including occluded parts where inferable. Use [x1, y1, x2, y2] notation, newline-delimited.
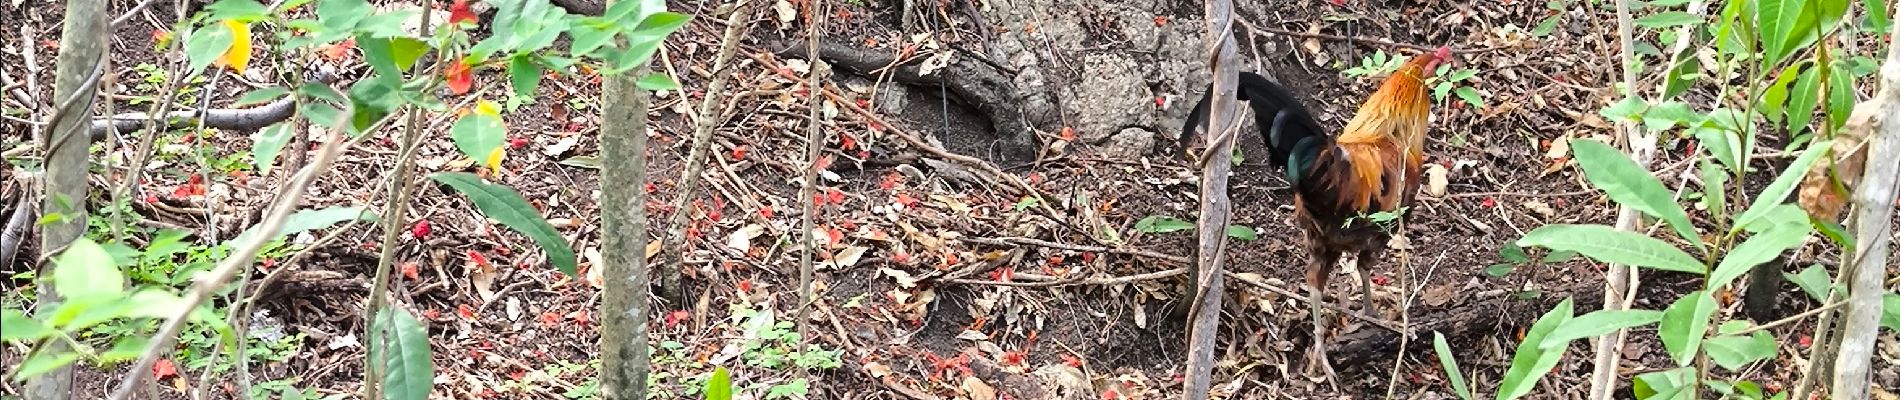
[961, 376, 997, 400]
[824, 246, 870, 269]
[1798, 101, 1876, 221]
[472, 259, 499, 303]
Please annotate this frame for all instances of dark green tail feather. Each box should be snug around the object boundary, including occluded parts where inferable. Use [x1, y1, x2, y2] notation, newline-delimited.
[1179, 72, 1329, 186]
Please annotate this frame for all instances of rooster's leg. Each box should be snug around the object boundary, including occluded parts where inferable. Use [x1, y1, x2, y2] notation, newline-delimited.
[1303, 249, 1342, 388]
[1354, 253, 1377, 316]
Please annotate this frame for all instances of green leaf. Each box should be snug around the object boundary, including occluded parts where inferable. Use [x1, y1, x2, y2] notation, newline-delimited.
[1760, 64, 1803, 124]
[1643, 101, 1701, 132]
[252, 122, 294, 176]
[1705, 327, 1776, 371]
[1825, 59, 1856, 129]
[356, 36, 429, 86]
[1432, 332, 1474, 400]
[1636, 11, 1705, 28]
[1785, 65, 1822, 135]
[235, 86, 289, 106]
[1485, 264, 1516, 276]
[1454, 86, 1483, 108]
[52, 237, 123, 298]
[568, 21, 615, 56]
[1881, 294, 1899, 331]
[1224, 225, 1258, 240]
[206, 0, 271, 21]
[706, 366, 733, 400]
[375, 307, 434, 400]
[1517, 224, 1705, 274]
[13, 351, 81, 381]
[1633, 367, 1697, 400]
[1734, 139, 1833, 232]
[1, 309, 53, 341]
[633, 11, 693, 36]
[1496, 297, 1574, 400]
[228, 206, 376, 246]
[635, 72, 681, 91]
[1699, 159, 1728, 221]
[1758, 0, 1808, 67]
[100, 336, 151, 363]
[1499, 243, 1530, 264]
[1784, 264, 1833, 302]
[1658, 290, 1717, 366]
[450, 109, 507, 163]
[508, 55, 544, 109]
[1600, 96, 1648, 123]
[184, 25, 237, 74]
[1866, 0, 1891, 32]
[1541, 309, 1665, 348]
[1571, 140, 1702, 248]
[1708, 222, 1809, 291]
[429, 172, 578, 276]
[1135, 216, 1193, 233]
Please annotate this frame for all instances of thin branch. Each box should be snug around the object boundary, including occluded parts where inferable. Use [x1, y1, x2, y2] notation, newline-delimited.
[658, 0, 754, 307]
[796, 0, 827, 383]
[1586, 0, 1656, 397]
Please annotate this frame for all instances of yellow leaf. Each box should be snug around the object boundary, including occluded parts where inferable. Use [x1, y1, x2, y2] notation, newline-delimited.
[474, 100, 501, 117]
[484, 146, 506, 172]
[215, 20, 253, 73]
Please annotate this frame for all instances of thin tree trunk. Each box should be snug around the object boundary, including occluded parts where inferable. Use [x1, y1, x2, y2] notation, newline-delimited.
[29, 0, 107, 397]
[1182, 0, 1239, 397]
[656, 2, 754, 307]
[796, 0, 828, 381]
[1586, 0, 1656, 398]
[1828, 7, 1900, 394]
[599, 30, 658, 400]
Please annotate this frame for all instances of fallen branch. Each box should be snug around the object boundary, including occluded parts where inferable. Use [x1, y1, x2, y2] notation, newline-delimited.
[1252, 26, 1513, 55]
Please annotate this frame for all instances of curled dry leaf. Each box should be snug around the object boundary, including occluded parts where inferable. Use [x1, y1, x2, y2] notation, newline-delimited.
[824, 246, 870, 269]
[1798, 100, 1875, 221]
[1425, 163, 1450, 197]
[727, 224, 766, 251]
[1522, 200, 1556, 219]
[584, 247, 604, 289]
[773, 0, 795, 23]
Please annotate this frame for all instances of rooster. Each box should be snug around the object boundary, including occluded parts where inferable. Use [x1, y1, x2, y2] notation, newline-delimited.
[1178, 47, 1448, 382]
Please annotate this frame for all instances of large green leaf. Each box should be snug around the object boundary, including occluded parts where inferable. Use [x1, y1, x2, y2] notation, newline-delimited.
[507, 55, 544, 110]
[1540, 309, 1665, 349]
[183, 25, 237, 74]
[1826, 58, 1857, 129]
[1708, 221, 1809, 291]
[13, 352, 81, 381]
[1734, 139, 1834, 232]
[252, 122, 294, 176]
[52, 237, 123, 298]
[1758, 0, 1810, 67]
[429, 172, 578, 275]
[450, 109, 507, 164]
[1571, 140, 1702, 249]
[1785, 264, 1834, 302]
[0, 309, 53, 341]
[1785, 65, 1823, 135]
[1517, 224, 1705, 274]
[1658, 291, 1717, 366]
[1866, 0, 1892, 32]
[706, 366, 733, 400]
[228, 206, 376, 246]
[1497, 297, 1574, 400]
[1705, 321, 1777, 371]
[1432, 332, 1474, 400]
[375, 307, 435, 400]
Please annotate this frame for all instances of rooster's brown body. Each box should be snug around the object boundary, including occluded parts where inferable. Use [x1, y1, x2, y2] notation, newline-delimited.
[1180, 47, 1447, 382]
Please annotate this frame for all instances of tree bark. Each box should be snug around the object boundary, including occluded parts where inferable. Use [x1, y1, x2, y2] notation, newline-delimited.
[599, 24, 657, 400]
[1183, 0, 1239, 398]
[28, 0, 107, 397]
[1827, 7, 1900, 394]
